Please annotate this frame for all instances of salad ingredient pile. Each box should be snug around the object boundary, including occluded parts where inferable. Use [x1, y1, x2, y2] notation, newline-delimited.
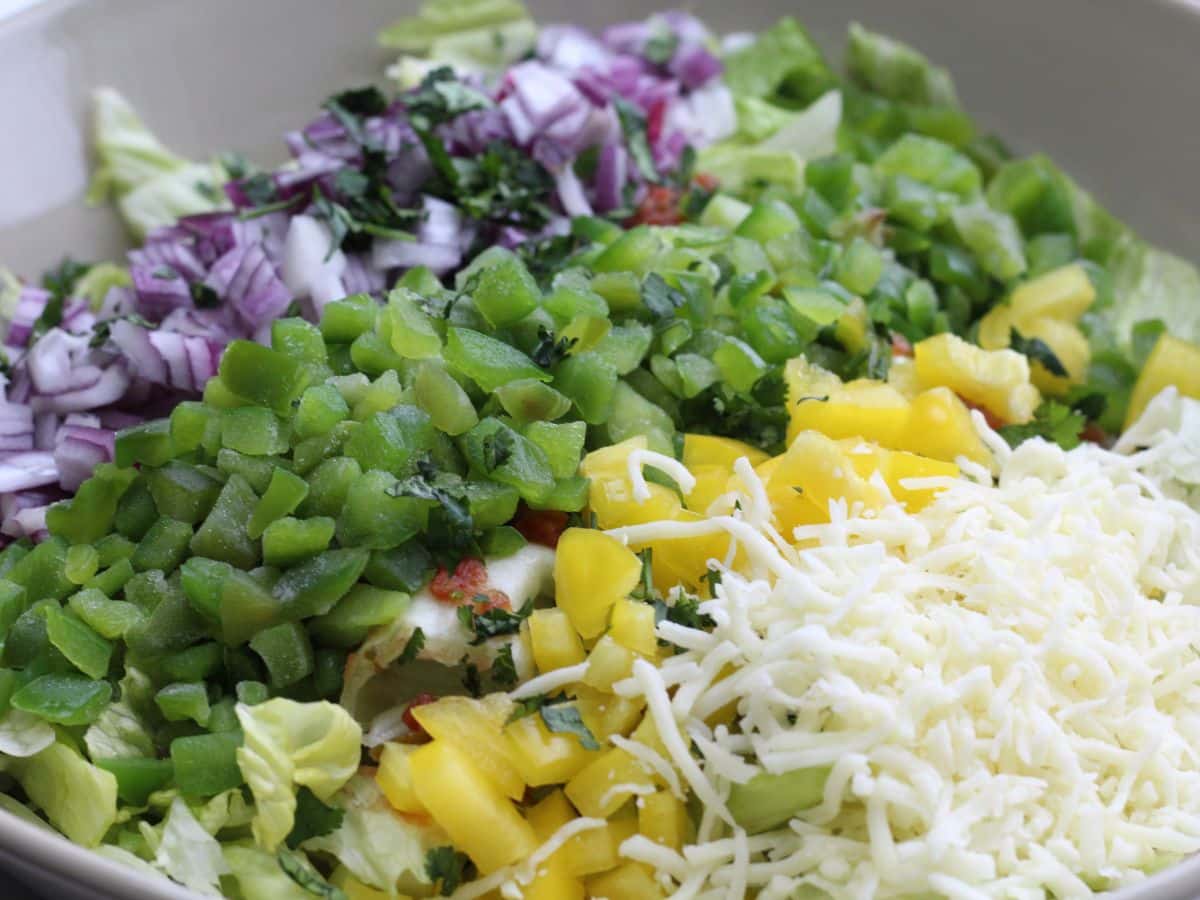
[0, 2, 1199, 899]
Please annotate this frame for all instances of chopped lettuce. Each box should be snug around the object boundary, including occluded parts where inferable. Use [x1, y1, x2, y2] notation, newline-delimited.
[845, 22, 959, 108]
[223, 845, 314, 900]
[11, 742, 118, 846]
[1106, 236, 1200, 347]
[88, 88, 227, 240]
[84, 668, 157, 760]
[0, 710, 56, 758]
[0, 794, 55, 832]
[302, 775, 434, 893]
[235, 699, 362, 851]
[152, 797, 230, 897]
[74, 262, 132, 311]
[378, 0, 530, 52]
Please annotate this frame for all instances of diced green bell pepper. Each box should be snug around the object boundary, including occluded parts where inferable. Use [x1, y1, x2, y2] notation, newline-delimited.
[170, 731, 243, 797]
[113, 481, 159, 542]
[272, 548, 369, 621]
[249, 622, 314, 688]
[308, 585, 410, 649]
[320, 294, 378, 343]
[494, 379, 571, 424]
[336, 471, 429, 549]
[294, 384, 350, 440]
[248, 468, 309, 540]
[155, 681, 211, 725]
[218, 340, 311, 413]
[414, 362, 479, 436]
[64, 544, 100, 585]
[146, 462, 223, 525]
[362, 544, 433, 593]
[67, 588, 143, 641]
[523, 420, 586, 479]
[443, 327, 550, 393]
[471, 253, 541, 327]
[7, 537, 74, 603]
[131, 518, 193, 573]
[114, 420, 174, 468]
[460, 418, 555, 504]
[160, 641, 223, 682]
[11, 673, 111, 725]
[344, 407, 436, 478]
[261, 517, 336, 568]
[191, 474, 260, 570]
[96, 757, 175, 806]
[385, 288, 442, 359]
[553, 352, 618, 424]
[45, 607, 112, 679]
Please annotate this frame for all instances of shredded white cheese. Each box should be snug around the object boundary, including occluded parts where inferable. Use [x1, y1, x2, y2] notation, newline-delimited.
[610, 410, 1200, 898]
[627, 448, 697, 502]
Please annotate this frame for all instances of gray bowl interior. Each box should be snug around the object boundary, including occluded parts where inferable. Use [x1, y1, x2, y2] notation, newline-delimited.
[1, 0, 1199, 897]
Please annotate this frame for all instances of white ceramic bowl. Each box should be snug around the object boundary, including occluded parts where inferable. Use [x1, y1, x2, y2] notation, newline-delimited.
[2, 1, 1199, 897]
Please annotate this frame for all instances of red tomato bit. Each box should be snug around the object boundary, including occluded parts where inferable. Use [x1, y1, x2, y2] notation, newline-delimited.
[630, 185, 684, 226]
[429, 557, 489, 604]
[513, 506, 569, 548]
[402, 692, 438, 739]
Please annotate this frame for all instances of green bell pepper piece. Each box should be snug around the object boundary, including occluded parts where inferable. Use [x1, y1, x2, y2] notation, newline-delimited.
[64, 544, 100, 585]
[0, 543, 29, 578]
[471, 253, 541, 327]
[249, 622, 314, 688]
[527, 476, 589, 512]
[126, 579, 211, 656]
[207, 697, 240, 733]
[362, 543, 433, 594]
[147, 462, 223, 524]
[462, 480, 520, 530]
[7, 537, 74, 603]
[113, 481, 158, 541]
[320, 293, 378, 343]
[523, 421, 586, 479]
[272, 548, 369, 621]
[221, 407, 290, 457]
[46, 464, 138, 546]
[96, 757, 175, 806]
[414, 362, 479, 436]
[460, 418, 555, 504]
[553, 352, 618, 424]
[11, 673, 111, 725]
[114, 420, 174, 468]
[45, 607, 112, 679]
[385, 288, 442, 359]
[0, 580, 26, 634]
[494, 379, 572, 424]
[308, 585, 410, 649]
[248, 469, 310, 540]
[344, 406, 436, 477]
[261, 517, 336, 568]
[336, 471, 430, 550]
[93, 534, 135, 568]
[300, 457, 361, 519]
[161, 641, 224, 682]
[191, 474, 260, 570]
[170, 732, 243, 797]
[591, 225, 662, 274]
[312, 648, 344, 699]
[443, 327, 550, 393]
[294, 384, 350, 440]
[155, 682, 211, 726]
[350, 331, 408, 377]
[218, 340, 311, 413]
[236, 680, 270, 706]
[67, 588, 143, 641]
[481, 526, 527, 558]
[131, 518, 193, 573]
[219, 569, 283, 646]
[179, 557, 233, 622]
[169, 401, 215, 457]
[271, 317, 327, 364]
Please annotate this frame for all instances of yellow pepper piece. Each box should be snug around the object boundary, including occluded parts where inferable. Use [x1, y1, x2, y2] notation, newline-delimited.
[1126, 333, 1200, 428]
[768, 432, 885, 528]
[1021, 317, 1091, 394]
[408, 739, 538, 875]
[788, 379, 911, 447]
[638, 790, 691, 851]
[574, 685, 644, 742]
[914, 332, 1040, 424]
[411, 695, 525, 801]
[589, 476, 683, 529]
[554, 528, 643, 640]
[579, 436, 648, 479]
[527, 788, 575, 841]
[565, 747, 657, 818]
[685, 464, 731, 514]
[528, 608, 587, 674]
[376, 743, 424, 814]
[506, 707, 600, 786]
[842, 442, 959, 511]
[610, 598, 658, 658]
[900, 387, 991, 466]
[523, 857, 584, 900]
[681, 433, 769, 469]
[887, 356, 921, 399]
[583, 635, 636, 691]
[631, 509, 729, 594]
[586, 862, 665, 900]
[1008, 263, 1096, 323]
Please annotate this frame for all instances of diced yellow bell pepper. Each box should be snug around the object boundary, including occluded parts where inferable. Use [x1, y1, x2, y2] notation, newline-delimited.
[574, 685, 644, 742]
[560, 807, 639, 877]
[914, 332, 1041, 424]
[900, 387, 991, 465]
[681, 433, 769, 469]
[565, 747, 656, 818]
[1020, 317, 1090, 394]
[506, 707, 600, 786]
[376, 743, 424, 814]
[768, 432, 885, 528]
[408, 739, 538, 875]
[633, 510, 728, 594]
[586, 862, 665, 900]
[638, 790, 691, 851]
[1126, 333, 1200, 428]
[784, 356, 842, 409]
[685, 464, 732, 514]
[555, 529, 643, 640]
[609, 599, 658, 658]
[524, 857, 584, 900]
[529, 608, 587, 673]
[842, 442, 959, 511]
[411, 695, 525, 801]
[331, 868, 400, 900]
[976, 303, 1016, 353]
[583, 635, 636, 691]
[589, 477, 683, 529]
[753, 454, 824, 536]
[788, 379, 911, 448]
[527, 788, 575, 841]
[580, 436, 648, 479]
[1008, 263, 1096, 323]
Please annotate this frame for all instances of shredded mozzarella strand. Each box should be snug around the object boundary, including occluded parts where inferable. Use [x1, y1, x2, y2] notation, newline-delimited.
[508, 661, 589, 700]
[627, 448, 697, 502]
[611, 418, 1200, 898]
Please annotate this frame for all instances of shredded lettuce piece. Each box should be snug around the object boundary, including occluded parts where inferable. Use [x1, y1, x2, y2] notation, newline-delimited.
[845, 22, 959, 108]
[1106, 236, 1200, 347]
[302, 775, 434, 893]
[0, 710, 56, 758]
[223, 844, 314, 900]
[84, 668, 157, 760]
[88, 88, 227, 240]
[235, 699, 362, 851]
[722, 17, 834, 106]
[152, 797, 230, 897]
[378, 0, 530, 52]
[10, 742, 118, 846]
[0, 794, 55, 832]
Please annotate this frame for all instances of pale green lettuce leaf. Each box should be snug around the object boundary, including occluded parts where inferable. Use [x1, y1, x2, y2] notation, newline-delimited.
[378, 0, 529, 52]
[153, 797, 230, 897]
[74, 263, 132, 311]
[1106, 235, 1200, 347]
[223, 844, 313, 900]
[0, 794, 55, 832]
[84, 697, 155, 760]
[302, 775, 434, 893]
[235, 699, 362, 851]
[10, 742, 118, 846]
[723, 17, 833, 104]
[88, 88, 227, 241]
[0, 710, 56, 758]
[93, 845, 172, 884]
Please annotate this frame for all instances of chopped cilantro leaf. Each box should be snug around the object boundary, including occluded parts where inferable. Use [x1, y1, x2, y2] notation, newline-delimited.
[491, 643, 518, 690]
[1010, 328, 1068, 377]
[540, 701, 601, 750]
[286, 787, 344, 849]
[614, 98, 659, 183]
[999, 400, 1085, 450]
[426, 846, 475, 896]
[277, 847, 347, 899]
[532, 326, 577, 368]
[457, 597, 534, 645]
[396, 628, 426, 665]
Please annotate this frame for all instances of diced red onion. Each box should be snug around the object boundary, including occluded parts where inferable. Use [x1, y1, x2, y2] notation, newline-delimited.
[0, 451, 59, 492]
[594, 142, 629, 213]
[281, 215, 347, 317]
[131, 264, 194, 320]
[205, 241, 293, 332]
[54, 423, 115, 492]
[537, 25, 613, 71]
[505, 61, 584, 137]
[602, 21, 652, 55]
[554, 166, 593, 217]
[128, 239, 207, 282]
[30, 365, 130, 414]
[6, 287, 50, 349]
[669, 43, 723, 90]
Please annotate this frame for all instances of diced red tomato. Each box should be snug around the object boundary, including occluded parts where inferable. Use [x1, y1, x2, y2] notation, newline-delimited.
[470, 589, 512, 613]
[429, 557, 489, 604]
[693, 172, 719, 192]
[402, 692, 438, 738]
[630, 185, 683, 226]
[646, 97, 668, 145]
[891, 332, 913, 358]
[513, 506, 569, 548]
[1081, 422, 1110, 446]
